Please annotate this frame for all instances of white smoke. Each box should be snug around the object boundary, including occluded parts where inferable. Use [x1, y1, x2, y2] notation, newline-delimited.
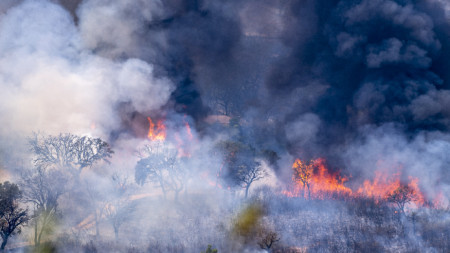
[0, 0, 173, 139]
[343, 124, 450, 205]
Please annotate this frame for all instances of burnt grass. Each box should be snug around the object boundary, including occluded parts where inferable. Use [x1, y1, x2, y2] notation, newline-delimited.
[265, 195, 450, 253]
[11, 192, 450, 253]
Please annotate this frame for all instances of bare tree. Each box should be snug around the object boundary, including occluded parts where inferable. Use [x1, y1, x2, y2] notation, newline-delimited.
[292, 159, 314, 199]
[134, 143, 186, 201]
[386, 184, 417, 214]
[135, 156, 170, 199]
[104, 173, 135, 240]
[20, 168, 67, 246]
[0, 182, 29, 250]
[23, 133, 113, 243]
[29, 133, 113, 177]
[166, 160, 185, 201]
[257, 231, 280, 252]
[218, 140, 266, 198]
[83, 178, 108, 238]
[236, 161, 266, 198]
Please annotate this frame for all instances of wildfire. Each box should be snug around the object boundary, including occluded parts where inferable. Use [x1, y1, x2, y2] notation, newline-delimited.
[289, 158, 352, 199]
[356, 171, 425, 206]
[285, 158, 426, 207]
[146, 116, 195, 158]
[147, 117, 166, 141]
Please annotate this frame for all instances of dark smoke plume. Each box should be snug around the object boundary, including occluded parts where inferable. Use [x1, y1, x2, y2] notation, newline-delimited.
[0, 0, 449, 252]
[72, 0, 450, 195]
[267, 0, 450, 148]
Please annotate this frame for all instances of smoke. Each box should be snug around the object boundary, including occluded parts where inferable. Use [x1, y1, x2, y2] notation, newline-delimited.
[266, 0, 448, 136]
[1, 0, 447, 201]
[259, 0, 450, 202]
[0, 0, 173, 140]
[76, 0, 244, 124]
[343, 124, 450, 201]
[0, 0, 449, 251]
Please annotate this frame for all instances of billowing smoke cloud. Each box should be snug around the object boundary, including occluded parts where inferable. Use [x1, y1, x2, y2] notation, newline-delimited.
[76, 0, 243, 124]
[264, 0, 445, 134]
[258, 0, 450, 199]
[0, 0, 173, 140]
[0, 0, 448, 195]
[0, 0, 448, 251]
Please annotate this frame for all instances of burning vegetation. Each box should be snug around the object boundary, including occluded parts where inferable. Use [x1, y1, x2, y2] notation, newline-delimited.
[284, 158, 427, 210]
[147, 117, 166, 142]
[0, 0, 449, 252]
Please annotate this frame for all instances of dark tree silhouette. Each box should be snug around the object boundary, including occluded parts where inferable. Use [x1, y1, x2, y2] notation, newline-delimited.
[135, 143, 185, 201]
[0, 182, 29, 250]
[29, 132, 113, 177]
[24, 133, 113, 244]
[219, 140, 266, 198]
[257, 230, 280, 252]
[236, 160, 266, 198]
[386, 184, 417, 214]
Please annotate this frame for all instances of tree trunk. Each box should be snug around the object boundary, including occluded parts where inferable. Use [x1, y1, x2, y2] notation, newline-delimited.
[38, 227, 44, 246]
[307, 184, 311, 200]
[37, 212, 50, 246]
[1, 235, 8, 250]
[34, 217, 38, 246]
[245, 184, 250, 198]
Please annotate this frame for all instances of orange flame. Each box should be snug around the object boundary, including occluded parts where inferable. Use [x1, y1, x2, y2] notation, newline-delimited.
[356, 170, 398, 198]
[147, 117, 166, 141]
[309, 158, 353, 198]
[284, 158, 426, 207]
[289, 158, 352, 199]
[356, 171, 425, 206]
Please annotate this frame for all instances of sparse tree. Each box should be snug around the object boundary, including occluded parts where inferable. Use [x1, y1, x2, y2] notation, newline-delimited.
[218, 140, 267, 198]
[83, 178, 108, 238]
[257, 230, 280, 252]
[166, 159, 186, 201]
[0, 182, 29, 250]
[135, 143, 186, 201]
[29, 133, 113, 177]
[104, 173, 135, 240]
[20, 168, 66, 246]
[104, 201, 135, 241]
[292, 159, 314, 199]
[386, 184, 417, 214]
[236, 160, 266, 198]
[23, 133, 113, 244]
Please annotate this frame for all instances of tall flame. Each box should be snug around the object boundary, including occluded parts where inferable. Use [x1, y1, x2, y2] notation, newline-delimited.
[147, 117, 166, 141]
[285, 158, 426, 207]
[288, 158, 352, 199]
[356, 171, 425, 206]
